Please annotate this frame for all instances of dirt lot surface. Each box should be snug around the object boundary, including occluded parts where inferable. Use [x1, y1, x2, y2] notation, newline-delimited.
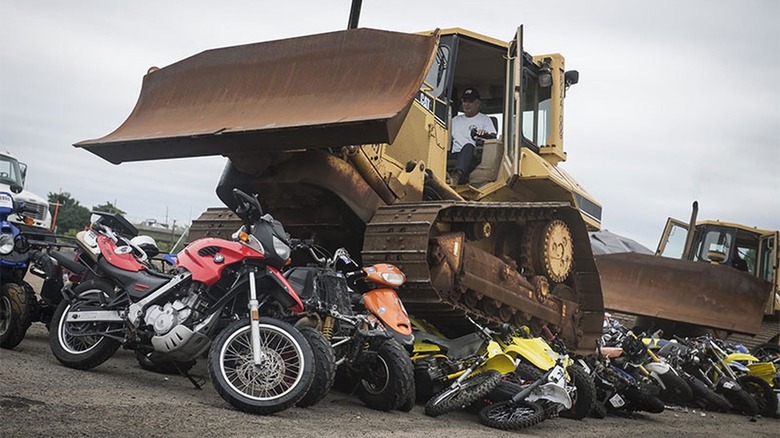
[2, 276, 778, 438]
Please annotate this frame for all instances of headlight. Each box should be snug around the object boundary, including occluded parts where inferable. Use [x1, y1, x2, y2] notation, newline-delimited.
[272, 235, 291, 261]
[0, 234, 14, 255]
[380, 272, 405, 286]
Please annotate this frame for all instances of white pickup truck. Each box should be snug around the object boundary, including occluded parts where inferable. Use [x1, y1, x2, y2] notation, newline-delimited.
[0, 151, 52, 234]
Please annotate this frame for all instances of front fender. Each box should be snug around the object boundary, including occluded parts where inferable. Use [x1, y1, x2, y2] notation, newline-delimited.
[477, 352, 516, 375]
[504, 337, 557, 371]
[527, 382, 572, 410]
[723, 352, 759, 364]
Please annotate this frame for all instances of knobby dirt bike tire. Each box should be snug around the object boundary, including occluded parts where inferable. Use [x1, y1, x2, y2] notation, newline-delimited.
[357, 339, 415, 411]
[209, 317, 315, 415]
[0, 282, 33, 349]
[590, 400, 608, 419]
[49, 279, 121, 369]
[623, 385, 665, 413]
[719, 385, 758, 416]
[560, 364, 596, 420]
[738, 375, 778, 417]
[425, 369, 502, 417]
[478, 400, 546, 430]
[296, 326, 337, 408]
[657, 370, 693, 404]
[685, 375, 731, 412]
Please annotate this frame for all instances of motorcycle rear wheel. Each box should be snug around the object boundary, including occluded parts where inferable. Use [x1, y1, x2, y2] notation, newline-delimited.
[296, 326, 336, 408]
[209, 317, 314, 415]
[357, 339, 415, 411]
[478, 400, 546, 430]
[49, 279, 121, 369]
[0, 282, 33, 349]
[425, 369, 502, 417]
[738, 375, 778, 417]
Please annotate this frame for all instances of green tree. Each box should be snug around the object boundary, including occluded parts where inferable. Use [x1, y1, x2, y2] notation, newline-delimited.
[93, 201, 125, 216]
[48, 192, 90, 235]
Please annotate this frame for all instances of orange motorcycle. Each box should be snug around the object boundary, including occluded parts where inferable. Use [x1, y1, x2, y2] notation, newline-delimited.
[285, 241, 415, 411]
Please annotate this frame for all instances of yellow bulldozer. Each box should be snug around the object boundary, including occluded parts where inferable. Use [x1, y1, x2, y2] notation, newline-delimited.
[597, 201, 778, 345]
[75, 25, 605, 352]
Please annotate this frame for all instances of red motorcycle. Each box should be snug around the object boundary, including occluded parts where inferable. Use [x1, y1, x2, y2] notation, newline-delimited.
[49, 189, 318, 415]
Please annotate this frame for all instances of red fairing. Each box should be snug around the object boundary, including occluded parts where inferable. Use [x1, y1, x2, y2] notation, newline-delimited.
[176, 238, 264, 285]
[267, 266, 304, 313]
[97, 234, 144, 272]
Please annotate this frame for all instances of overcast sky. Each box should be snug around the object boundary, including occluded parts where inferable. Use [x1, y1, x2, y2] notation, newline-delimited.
[1, 0, 778, 248]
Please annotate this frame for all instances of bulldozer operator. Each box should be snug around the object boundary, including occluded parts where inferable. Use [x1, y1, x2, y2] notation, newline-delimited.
[449, 87, 497, 184]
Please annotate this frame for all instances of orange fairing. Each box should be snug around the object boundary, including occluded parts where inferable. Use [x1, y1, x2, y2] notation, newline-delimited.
[363, 264, 406, 287]
[362, 289, 412, 336]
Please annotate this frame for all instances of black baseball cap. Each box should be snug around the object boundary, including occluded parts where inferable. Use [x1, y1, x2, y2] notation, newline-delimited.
[461, 87, 480, 101]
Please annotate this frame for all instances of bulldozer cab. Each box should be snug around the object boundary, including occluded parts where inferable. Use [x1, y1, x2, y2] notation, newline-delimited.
[657, 217, 779, 315]
[401, 27, 600, 229]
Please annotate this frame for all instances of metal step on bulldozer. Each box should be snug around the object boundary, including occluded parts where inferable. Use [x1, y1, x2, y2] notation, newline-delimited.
[75, 25, 606, 353]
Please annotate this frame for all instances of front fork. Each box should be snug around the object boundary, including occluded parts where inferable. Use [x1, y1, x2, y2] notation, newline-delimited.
[247, 268, 265, 365]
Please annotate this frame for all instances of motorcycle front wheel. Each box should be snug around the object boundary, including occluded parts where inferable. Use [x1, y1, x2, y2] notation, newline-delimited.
[49, 279, 121, 369]
[209, 317, 314, 415]
[478, 400, 546, 430]
[357, 338, 415, 411]
[425, 369, 502, 417]
[0, 282, 33, 349]
[296, 326, 336, 408]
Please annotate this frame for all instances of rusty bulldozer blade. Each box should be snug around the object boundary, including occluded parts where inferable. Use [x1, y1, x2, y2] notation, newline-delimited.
[596, 252, 771, 334]
[75, 28, 439, 164]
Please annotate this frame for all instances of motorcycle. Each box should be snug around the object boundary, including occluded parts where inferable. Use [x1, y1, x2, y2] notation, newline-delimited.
[602, 315, 693, 405]
[477, 355, 571, 430]
[581, 343, 666, 416]
[284, 241, 415, 411]
[662, 335, 760, 416]
[412, 316, 516, 417]
[46, 210, 187, 373]
[0, 190, 63, 348]
[49, 188, 318, 415]
[491, 326, 596, 420]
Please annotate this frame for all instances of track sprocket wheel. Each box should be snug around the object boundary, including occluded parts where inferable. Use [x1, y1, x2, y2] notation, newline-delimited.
[538, 220, 574, 283]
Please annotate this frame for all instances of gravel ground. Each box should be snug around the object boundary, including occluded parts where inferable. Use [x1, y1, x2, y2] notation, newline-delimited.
[1, 275, 778, 438]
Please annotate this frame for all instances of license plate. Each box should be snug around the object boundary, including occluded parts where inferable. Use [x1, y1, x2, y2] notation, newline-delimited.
[609, 393, 625, 408]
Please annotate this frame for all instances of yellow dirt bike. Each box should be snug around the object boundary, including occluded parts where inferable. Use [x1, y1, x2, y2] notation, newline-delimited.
[490, 327, 596, 420]
[410, 316, 516, 417]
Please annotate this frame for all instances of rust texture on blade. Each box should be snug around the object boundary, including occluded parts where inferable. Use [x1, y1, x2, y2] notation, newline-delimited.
[75, 28, 439, 164]
[596, 252, 771, 334]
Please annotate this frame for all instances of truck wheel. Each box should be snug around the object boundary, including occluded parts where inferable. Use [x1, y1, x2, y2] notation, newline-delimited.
[296, 326, 336, 408]
[0, 282, 33, 349]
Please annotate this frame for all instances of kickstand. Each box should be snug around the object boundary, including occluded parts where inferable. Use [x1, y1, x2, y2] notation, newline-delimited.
[176, 364, 205, 390]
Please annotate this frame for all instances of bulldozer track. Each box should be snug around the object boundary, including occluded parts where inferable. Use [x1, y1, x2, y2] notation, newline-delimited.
[362, 201, 603, 352]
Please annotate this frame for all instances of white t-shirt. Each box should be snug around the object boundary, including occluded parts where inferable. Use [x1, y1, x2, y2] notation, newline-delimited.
[451, 113, 496, 153]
